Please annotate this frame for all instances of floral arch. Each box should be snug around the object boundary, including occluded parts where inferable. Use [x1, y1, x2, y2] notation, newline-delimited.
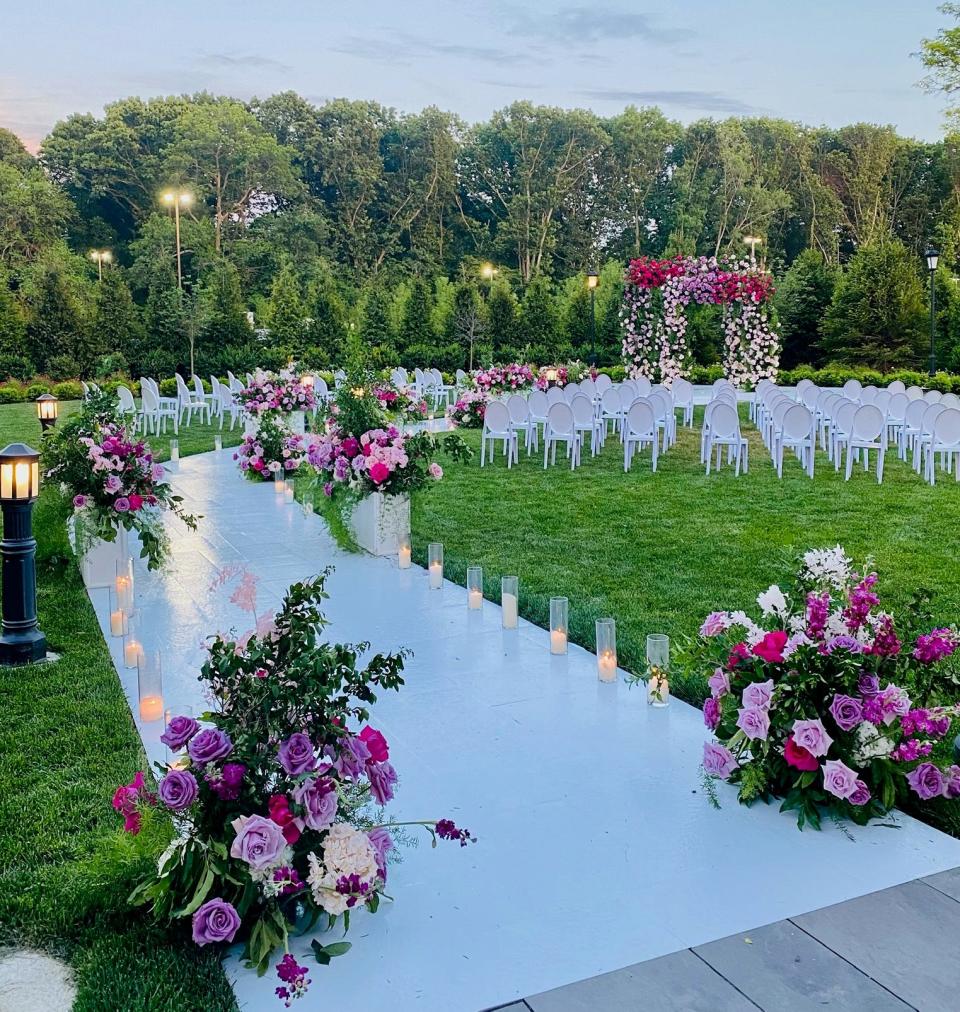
[619, 255, 780, 386]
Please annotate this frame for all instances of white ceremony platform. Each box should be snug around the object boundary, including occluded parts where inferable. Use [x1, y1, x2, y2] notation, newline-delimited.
[86, 449, 960, 1011]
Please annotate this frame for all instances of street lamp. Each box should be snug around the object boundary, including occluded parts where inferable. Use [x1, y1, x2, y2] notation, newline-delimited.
[0, 443, 47, 665]
[586, 269, 599, 366]
[162, 189, 192, 289]
[925, 245, 940, 376]
[36, 394, 58, 432]
[743, 235, 762, 266]
[479, 262, 497, 283]
[89, 249, 112, 281]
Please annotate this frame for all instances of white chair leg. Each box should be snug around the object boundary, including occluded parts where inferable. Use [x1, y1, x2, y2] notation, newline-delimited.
[845, 443, 854, 480]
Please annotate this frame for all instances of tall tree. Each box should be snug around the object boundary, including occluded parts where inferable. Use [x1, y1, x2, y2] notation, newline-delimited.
[486, 281, 518, 356]
[450, 281, 485, 370]
[266, 262, 305, 347]
[92, 267, 144, 368]
[775, 250, 838, 368]
[518, 276, 560, 359]
[304, 267, 347, 361]
[398, 277, 435, 352]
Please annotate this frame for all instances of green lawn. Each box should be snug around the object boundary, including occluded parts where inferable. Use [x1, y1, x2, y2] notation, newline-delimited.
[410, 406, 960, 834]
[0, 402, 238, 1010]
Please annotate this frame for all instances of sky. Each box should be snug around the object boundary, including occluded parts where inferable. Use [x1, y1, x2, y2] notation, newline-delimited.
[0, 1, 952, 152]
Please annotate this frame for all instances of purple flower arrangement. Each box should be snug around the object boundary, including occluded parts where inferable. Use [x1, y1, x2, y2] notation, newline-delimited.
[236, 367, 317, 416]
[691, 546, 960, 829]
[117, 575, 473, 1003]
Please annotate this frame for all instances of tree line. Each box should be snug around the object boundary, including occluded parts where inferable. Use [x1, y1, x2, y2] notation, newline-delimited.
[3, 78, 960, 380]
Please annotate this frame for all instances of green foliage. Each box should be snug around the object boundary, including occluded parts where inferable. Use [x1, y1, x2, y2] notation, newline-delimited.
[0, 353, 33, 382]
[305, 266, 347, 362]
[197, 258, 250, 354]
[24, 256, 93, 374]
[93, 267, 143, 365]
[775, 250, 838, 368]
[0, 384, 25, 403]
[53, 380, 83, 399]
[265, 260, 304, 347]
[450, 281, 484, 371]
[485, 281, 518, 356]
[822, 241, 926, 369]
[399, 277, 435, 353]
[518, 276, 561, 361]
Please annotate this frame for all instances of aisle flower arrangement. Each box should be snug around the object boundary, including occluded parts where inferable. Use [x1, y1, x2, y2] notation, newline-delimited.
[534, 365, 571, 390]
[472, 363, 536, 394]
[43, 392, 198, 569]
[691, 546, 960, 829]
[446, 389, 488, 429]
[237, 368, 317, 417]
[372, 383, 429, 422]
[117, 575, 474, 1004]
[234, 415, 308, 481]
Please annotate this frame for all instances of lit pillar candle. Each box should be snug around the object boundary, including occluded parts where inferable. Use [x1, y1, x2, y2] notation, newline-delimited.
[274, 478, 286, 496]
[214, 435, 223, 451]
[501, 576, 519, 629]
[138, 650, 163, 722]
[598, 650, 617, 682]
[124, 637, 142, 669]
[596, 618, 617, 683]
[139, 695, 164, 722]
[169, 439, 179, 463]
[467, 566, 483, 609]
[398, 533, 412, 569]
[550, 597, 568, 655]
[428, 543, 443, 589]
[110, 609, 126, 637]
[284, 484, 295, 503]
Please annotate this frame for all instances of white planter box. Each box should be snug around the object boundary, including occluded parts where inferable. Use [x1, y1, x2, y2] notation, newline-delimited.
[349, 492, 410, 556]
[69, 517, 131, 589]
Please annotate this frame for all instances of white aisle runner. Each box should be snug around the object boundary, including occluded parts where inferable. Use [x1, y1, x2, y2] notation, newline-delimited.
[87, 450, 960, 1011]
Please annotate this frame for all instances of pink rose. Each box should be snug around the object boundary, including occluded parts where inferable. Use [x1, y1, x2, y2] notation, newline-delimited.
[822, 759, 859, 800]
[741, 679, 775, 710]
[359, 725, 389, 763]
[752, 630, 788, 664]
[792, 718, 833, 758]
[736, 706, 770, 741]
[368, 460, 390, 484]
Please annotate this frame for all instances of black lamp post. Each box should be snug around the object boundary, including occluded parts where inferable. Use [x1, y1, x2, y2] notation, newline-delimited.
[36, 393, 58, 432]
[586, 269, 599, 366]
[925, 245, 940, 376]
[0, 443, 47, 665]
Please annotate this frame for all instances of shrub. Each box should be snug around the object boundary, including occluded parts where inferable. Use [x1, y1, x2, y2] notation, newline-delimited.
[47, 355, 80, 381]
[402, 342, 464, 372]
[689, 364, 725, 384]
[0, 354, 35, 382]
[26, 382, 52, 399]
[159, 378, 178, 398]
[95, 352, 129, 379]
[0, 385, 25, 403]
[52, 381, 83, 400]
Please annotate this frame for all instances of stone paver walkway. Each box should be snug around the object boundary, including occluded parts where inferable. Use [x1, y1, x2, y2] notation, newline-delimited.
[85, 448, 960, 1011]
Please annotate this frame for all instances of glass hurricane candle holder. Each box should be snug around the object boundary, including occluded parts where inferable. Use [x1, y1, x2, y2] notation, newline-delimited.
[398, 528, 412, 569]
[646, 633, 670, 707]
[115, 557, 134, 615]
[467, 566, 483, 609]
[550, 597, 568, 655]
[169, 438, 179, 463]
[284, 483, 295, 503]
[123, 612, 143, 670]
[596, 618, 617, 683]
[428, 543, 443, 589]
[109, 586, 127, 638]
[274, 478, 286, 496]
[214, 434, 223, 451]
[501, 576, 518, 629]
[137, 650, 163, 722]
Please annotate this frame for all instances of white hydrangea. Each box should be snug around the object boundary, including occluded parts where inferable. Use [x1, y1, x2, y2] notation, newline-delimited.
[322, 823, 379, 883]
[757, 584, 789, 619]
[801, 546, 852, 590]
[307, 852, 351, 916]
[853, 722, 893, 764]
[730, 610, 764, 645]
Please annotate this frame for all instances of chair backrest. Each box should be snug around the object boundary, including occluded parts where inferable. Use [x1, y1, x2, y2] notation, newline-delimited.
[626, 399, 655, 436]
[175, 373, 190, 397]
[562, 385, 578, 404]
[141, 384, 159, 411]
[651, 383, 673, 403]
[210, 375, 221, 396]
[842, 379, 862, 399]
[800, 385, 819, 410]
[710, 402, 740, 439]
[483, 400, 510, 433]
[620, 380, 637, 400]
[887, 392, 908, 421]
[714, 388, 737, 405]
[782, 403, 813, 441]
[933, 407, 960, 445]
[528, 389, 549, 417]
[906, 385, 924, 400]
[431, 368, 444, 386]
[835, 400, 858, 434]
[595, 373, 612, 392]
[852, 404, 884, 441]
[455, 369, 467, 385]
[924, 389, 944, 404]
[860, 385, 879, 404]
[887, 379, 906, 394]
[117, 385, 136, 412]
[873, 390, 891, 413]
[414, 367, 425, 387]
[226, 370, 236, 386]
[580, 378, 596, 398]
[506, 394, 529, 423]
[922, 402, 946, 433]
[905, 398, 928, 428]
[634, 376, 652, 397]
[546, 401, 574, 436]
[571, 395, 594, 425]
[673, 378, 693, 404]
[648, 390, 671, 422]
[600, 387, 622, 414]
[218, 382, 234, 408]
[943, 392, 960, 409]
[390, 368, 405, 387]
[714, 377, 733, 390]
[546, 386, 565, 406]
[315, 377, 329, 398]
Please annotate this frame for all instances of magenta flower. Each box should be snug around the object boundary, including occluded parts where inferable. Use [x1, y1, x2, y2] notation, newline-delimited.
[913, 628, 959, 664]
[703, 696, 721, 730]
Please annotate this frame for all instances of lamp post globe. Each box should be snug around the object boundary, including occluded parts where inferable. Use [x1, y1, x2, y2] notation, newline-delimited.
[925, 245, 940, 376]
[0, 443, 47, 665]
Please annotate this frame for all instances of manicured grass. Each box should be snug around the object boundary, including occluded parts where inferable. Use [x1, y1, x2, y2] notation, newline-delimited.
[411, 407, 960, 834]
[0, 403, 237, 1011]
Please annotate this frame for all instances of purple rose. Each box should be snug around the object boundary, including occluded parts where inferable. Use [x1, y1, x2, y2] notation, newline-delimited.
[368, 827, 394, 880]
[188, 728, 233, 766]
[703, 696, 721, 731]
[277, 732, 315, 776]
[158, 769, 198, 812]
[703, 741, 738, 779]
[880, 684, 911, 726]
[104, 475, 122, 493]
[208, 762, 246, 801]
[160, 715, 200, 751]
[848, 779, 871, 806]
[736, 706, 770, 741]
[72, 494, 88, 508]
[152, 464, 166, 481]
[857, 673, 881, 698]
[742, 679, 775, 710]
[230, 814, 287, 869]
[367, 761, 398, 805]
[944, 765, 960, 800]
[822, 759, 859, 799]
[333, 735, 371, 780]
[792, 718, 833, 758]
[829, 694, 863, 733]
[191, 898, 241, 946]
[708, 667, 730, 698]
[906, 762, 947, 800]
[114, 497, 131, 513]
[824, 635, 862, 654]
[292, 775, 338, 831]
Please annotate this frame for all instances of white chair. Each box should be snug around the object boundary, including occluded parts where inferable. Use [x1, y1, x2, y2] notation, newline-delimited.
[845, 405, 886, 483]
[562, 384, 578, 405]
[595, 373, 612, 393]
[571, 394, 601, 456]
[842, 379, 862, 400]
[528, 389, 549, 437]
[176, 373, 209, 425]
[193, 375, 216, 415]
[480, 400, 518, 467]
[886, 392, 909, 455]
[942, 392, 960, 409]
[623, 400, 658, 472]
[775, 403, 815, 478]
[546, 386, 566, 406]
[902, 398, 929, 463]
[704, 402, 748, 475]
[672, 378, 694, 427]
[455, 368, 468, 389]
[831, 400, 859, 468]
[906, 385, 924, 401]
[216, 379, 238, 430]
[506, 394, 537, 454]
[599, 387, 624, 443]
[141, 383, 178, 435]
[634, 376, 652, 397]
[924, 408, 960, 484]
[860, 385, 878, 405]
[648, 390, 673, 452]
[117, 385, 138, 426]
[543, 402, 579, 469]
[887, 379, 906, 394]
[924, 389, 944, 404]
[913, 403, 945, 473]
